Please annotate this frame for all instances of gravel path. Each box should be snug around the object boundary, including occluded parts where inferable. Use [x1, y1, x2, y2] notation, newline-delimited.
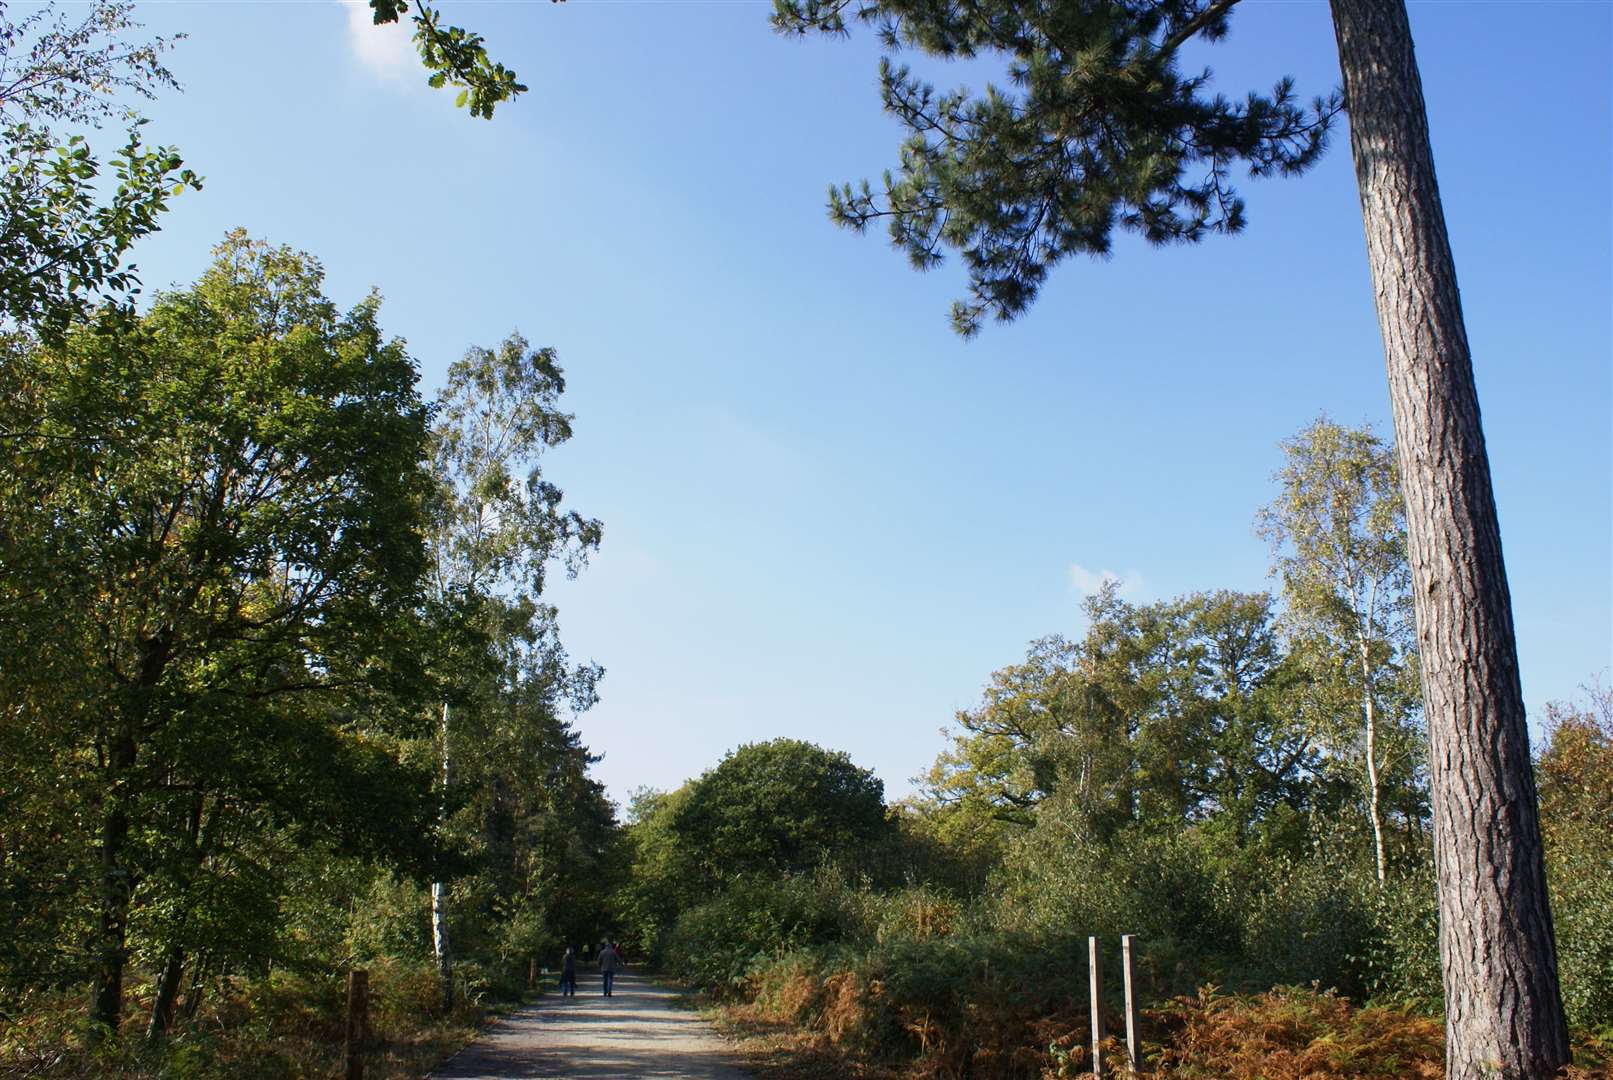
[430, 972, 754, 1079]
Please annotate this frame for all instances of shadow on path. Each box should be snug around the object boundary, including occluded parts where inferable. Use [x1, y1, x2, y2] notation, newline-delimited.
[431, 973, 752, 1079]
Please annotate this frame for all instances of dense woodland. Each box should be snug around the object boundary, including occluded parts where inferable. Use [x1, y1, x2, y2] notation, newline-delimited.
[2, 2, 1610, 1078]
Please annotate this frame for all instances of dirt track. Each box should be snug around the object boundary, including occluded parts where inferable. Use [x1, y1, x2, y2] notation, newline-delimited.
[430, 972, 753, 1079]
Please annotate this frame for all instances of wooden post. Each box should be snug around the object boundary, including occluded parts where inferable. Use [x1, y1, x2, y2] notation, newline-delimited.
[1121, 935, 1139, 1074]
[345, 969, 369, 1080]
[1089, 936, 1104, 1079]
[528, 957, 538, 991]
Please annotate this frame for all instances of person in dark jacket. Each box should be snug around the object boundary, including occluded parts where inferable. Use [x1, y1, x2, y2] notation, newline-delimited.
[559, 946, 577, 997]
[598, 941, 624, 996]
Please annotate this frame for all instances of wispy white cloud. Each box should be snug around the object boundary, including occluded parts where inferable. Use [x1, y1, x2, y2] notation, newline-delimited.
[1069, 562, 1147, 599]
[343, 1, 415, 82]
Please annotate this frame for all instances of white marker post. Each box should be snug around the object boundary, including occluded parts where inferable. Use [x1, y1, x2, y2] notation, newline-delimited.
[1089, 935, 1104, 1079]
[1121, 935, 1139, 1074]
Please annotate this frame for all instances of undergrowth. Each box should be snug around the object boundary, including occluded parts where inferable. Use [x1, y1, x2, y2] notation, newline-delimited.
[717, 966, 1613, 1080]
[0, 958, 506, 1079]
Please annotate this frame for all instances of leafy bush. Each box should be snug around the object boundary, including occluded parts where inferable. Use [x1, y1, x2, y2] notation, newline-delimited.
[1552, 837, 1613, 1033]
[1241, 846, 1378, 994]
[1539, 694, 1613, 1032]
[1357, 865, 1442, 1014]
[665, 870, 876, 990]
[992, 821, 1245, 992]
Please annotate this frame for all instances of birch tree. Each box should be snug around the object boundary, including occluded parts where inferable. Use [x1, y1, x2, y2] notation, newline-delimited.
[1257, 417, 1418, 885]
[425, 333, 601, 1004]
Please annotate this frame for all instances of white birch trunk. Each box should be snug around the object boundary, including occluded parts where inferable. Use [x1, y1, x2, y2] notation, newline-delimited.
[432, 699, 453, 1007]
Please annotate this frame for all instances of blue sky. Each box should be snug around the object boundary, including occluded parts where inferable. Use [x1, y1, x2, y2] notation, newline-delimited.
[122, 0, 1610, 807]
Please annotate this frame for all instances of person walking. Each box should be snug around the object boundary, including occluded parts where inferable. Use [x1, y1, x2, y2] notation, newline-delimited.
[559, 946, 576, 997]
[598, 940, 623, 997]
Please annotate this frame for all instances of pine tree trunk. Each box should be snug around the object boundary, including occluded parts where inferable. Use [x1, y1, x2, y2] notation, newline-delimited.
[1327, 1, 1570, 1075]
[432, 699, 453, 1009]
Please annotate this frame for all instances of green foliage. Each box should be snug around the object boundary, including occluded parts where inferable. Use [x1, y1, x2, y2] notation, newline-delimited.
[430, 332, 602, 602]
[421, 329, 608, 997]
[1239, 843, 1379, 995]
[0, 959, 481, 1078]
[1357, 863, 1442, 1015]
[1, 231, 443, 1011]
[0, 234, 622, 1044]
[770, 0, 1341, 334]
[0, 2, 199, 332]
[1256, 417, 1423, 881]
[928, 586, 1329, 850]
[1537, 689, 1613, 1031]
[617, 741, 891, 961]
[614, 785, 703, 955]
[665, 870, 877, 990]
[676, 739, 889, 884]
[364, 0, 542, 118]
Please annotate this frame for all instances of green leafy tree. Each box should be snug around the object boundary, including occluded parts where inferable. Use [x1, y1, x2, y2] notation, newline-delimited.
[927, 586, 1320, 849]
[675, 739, 889, 887]
[424, 331, 602, 1003]
[1535, 687, 1613, 1032]
[433, 595, 617, 990]
[1, 1, 199, 332]
[768, 3, 1567, 1072]
[0, 231, 438, 1034]
[616, 785, 702, 954]
[924, 634, 1085, 834]
[1257, 418, 1422, 884]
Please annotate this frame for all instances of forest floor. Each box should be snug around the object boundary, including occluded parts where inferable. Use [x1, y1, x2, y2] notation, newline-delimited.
[430, 972, 754, 1079]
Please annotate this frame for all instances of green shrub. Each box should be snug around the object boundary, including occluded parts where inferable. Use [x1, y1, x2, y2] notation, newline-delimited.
[1550, 827, 1613, 1031]
[1241, 847, 1378, 994]
[992, 823, 1243, 976]
[665, 870, 876, 990]
[1357, 865, 1442, 1014]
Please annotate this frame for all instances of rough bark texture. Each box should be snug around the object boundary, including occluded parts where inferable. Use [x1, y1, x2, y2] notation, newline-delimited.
[1328, 1, 1570, 1076]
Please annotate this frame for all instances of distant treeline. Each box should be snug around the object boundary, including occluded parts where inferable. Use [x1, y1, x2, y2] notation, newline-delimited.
[609, 424, 1612, 1076]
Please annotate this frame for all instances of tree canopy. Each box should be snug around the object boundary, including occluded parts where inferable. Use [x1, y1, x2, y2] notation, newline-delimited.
[772, 0, 1341, 334]
[677, 738, 889, 882]
[0, 1, 199, 333]
[0, 230, 442, 1030]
